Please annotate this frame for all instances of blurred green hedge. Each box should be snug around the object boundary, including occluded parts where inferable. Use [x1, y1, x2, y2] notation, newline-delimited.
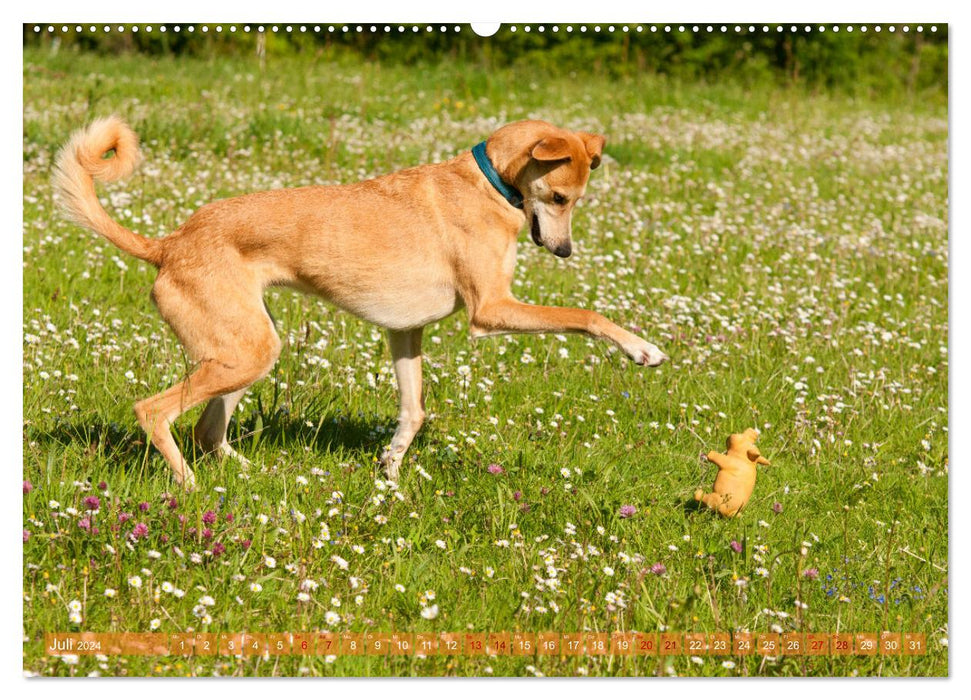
[23, 24, 947, 98]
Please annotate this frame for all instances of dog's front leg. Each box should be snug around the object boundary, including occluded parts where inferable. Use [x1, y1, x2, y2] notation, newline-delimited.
[381, 328, 425, 480]
[470, 298, 668, 366]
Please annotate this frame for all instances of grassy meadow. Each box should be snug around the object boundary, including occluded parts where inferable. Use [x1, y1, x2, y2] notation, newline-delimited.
[22, 45, 948, 676]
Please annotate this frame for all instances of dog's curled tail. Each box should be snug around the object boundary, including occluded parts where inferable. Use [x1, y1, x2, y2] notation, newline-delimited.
[53, 116, 161, 266]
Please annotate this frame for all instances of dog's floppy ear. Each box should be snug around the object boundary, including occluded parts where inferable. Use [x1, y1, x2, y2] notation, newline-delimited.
[579, 132, 605, 170]
[531, 136, 572, 163]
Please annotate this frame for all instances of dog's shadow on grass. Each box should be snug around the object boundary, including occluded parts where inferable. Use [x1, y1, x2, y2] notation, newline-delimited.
[26, 411, 397, 468]
[230, 410, 390, 457]
[26, 421, 148, 462]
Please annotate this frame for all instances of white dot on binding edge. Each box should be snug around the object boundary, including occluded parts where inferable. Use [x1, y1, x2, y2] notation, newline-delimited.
[470, 23, 500, 37]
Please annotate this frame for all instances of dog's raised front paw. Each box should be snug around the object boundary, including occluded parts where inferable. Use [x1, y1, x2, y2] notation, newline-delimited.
[624, 338, 669, 367]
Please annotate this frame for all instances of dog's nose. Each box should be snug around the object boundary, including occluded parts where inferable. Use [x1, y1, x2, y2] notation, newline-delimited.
[553, 242, 572, 258]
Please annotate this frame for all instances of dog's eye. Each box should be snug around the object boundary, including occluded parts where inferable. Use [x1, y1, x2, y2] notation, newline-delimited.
[552, 193, 567, 205]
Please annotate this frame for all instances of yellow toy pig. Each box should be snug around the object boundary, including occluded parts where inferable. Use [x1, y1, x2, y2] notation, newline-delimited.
[694, 428, 770, 517]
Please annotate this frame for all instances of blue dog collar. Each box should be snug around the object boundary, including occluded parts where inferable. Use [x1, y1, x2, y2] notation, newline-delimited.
[472, 141, 524, 210]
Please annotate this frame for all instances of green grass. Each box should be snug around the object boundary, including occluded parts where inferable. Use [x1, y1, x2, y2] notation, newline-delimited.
[22, 47, 948, 677]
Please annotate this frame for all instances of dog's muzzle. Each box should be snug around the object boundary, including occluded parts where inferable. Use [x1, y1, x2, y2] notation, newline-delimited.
[530, 214, 543, 247]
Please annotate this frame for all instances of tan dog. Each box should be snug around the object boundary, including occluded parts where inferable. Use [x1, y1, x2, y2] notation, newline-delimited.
[54, 117, 668, 489]
[694, 429, 770, 517]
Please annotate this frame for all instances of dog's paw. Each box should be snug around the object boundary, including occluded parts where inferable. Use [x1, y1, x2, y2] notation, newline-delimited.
[624, 338, 669, 367]
[380, 449, 402, 481]
[178, 471, 197, 493]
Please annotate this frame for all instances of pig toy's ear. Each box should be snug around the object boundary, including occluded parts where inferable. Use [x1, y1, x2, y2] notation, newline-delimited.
[747, 447, 770, 466]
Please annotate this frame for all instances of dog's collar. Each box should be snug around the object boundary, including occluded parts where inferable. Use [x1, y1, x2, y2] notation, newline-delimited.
[472, 141, 524, 210]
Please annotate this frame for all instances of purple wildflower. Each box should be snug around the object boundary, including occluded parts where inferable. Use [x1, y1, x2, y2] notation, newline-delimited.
[23, 529, 30, 543]
[23, 481, 33, 495]
[513, 491, 523, 502]
[131, 522, 148, 539]
[730, 540, 743, 553]
[212, 542, 226, 557]
[202, 510, 217, 525]
[138, 501, 150, 512]
[619, 505, 637, 518]
[650, 562, 667, 575]
[97, 481, 108, 491]
[118, 512, 132, 524]
[487, 464, 504, 475]
[802, 568, 819, 580]
[78, 517, 91, 531]
[772, 502, 783, 514]
[83, 496, 100, 511]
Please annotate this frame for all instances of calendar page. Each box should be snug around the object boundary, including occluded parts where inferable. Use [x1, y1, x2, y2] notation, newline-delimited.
[21, 15, 949, 679]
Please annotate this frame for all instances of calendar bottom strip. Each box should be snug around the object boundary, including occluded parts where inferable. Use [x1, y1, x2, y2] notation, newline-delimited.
[44, 631, 927, 658]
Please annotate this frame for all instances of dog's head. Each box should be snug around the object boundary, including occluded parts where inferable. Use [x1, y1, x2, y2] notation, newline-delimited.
[487, 121, 605, 259]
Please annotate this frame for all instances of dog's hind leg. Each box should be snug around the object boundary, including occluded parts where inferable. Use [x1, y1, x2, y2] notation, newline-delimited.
[193, 388, 252, 466]
[380, 328, 425, 480]
[137, 275, 281, 488]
